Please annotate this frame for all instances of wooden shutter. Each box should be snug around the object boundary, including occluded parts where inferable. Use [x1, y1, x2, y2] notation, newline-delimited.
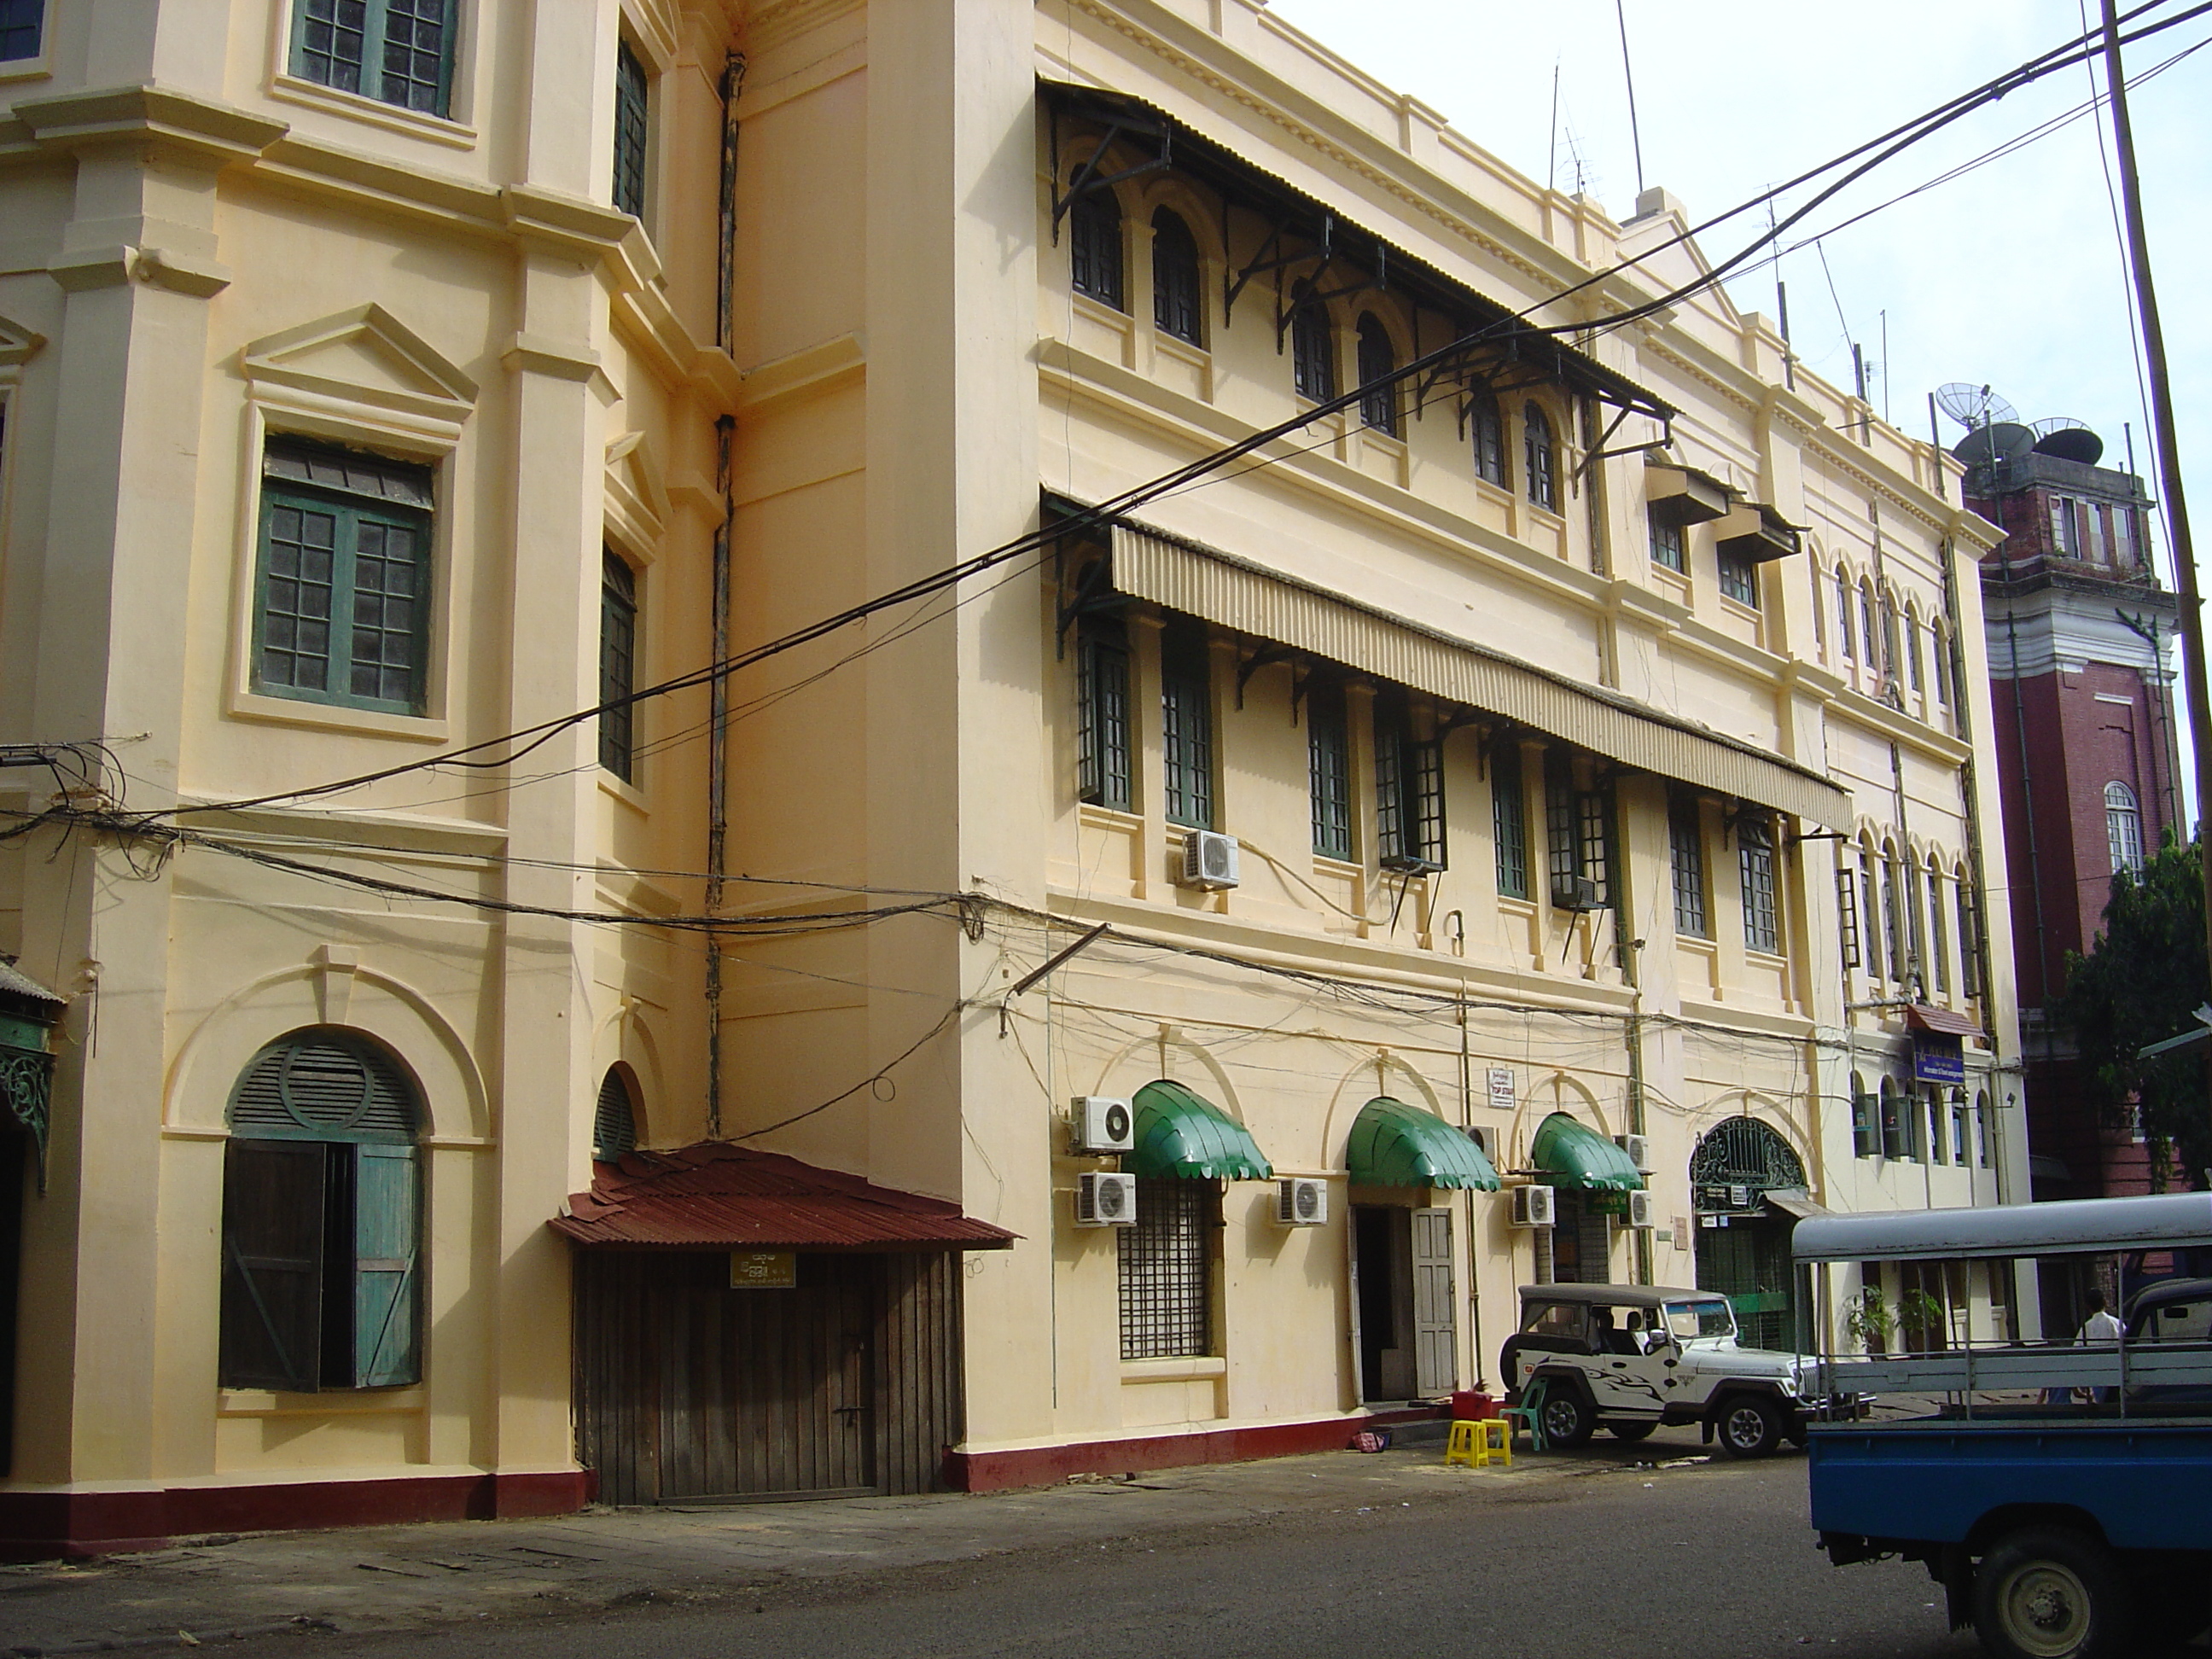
[1411, 1207, 1457, 1396]
[220, 1139, 326, 1392]
[352, 1142, 421, 1388]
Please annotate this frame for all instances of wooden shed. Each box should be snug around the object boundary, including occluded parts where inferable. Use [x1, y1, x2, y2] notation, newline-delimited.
[552, 1144, 1016, 1504]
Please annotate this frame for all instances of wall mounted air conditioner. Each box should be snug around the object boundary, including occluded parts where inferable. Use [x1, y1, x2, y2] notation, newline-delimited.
[1069, 1095, 1133, 1155]
[1510, 1185, 1557, 1228]
[1465, 1124, 1499, 1163]
[1075, 1171, 1138, 1225]
[1551, 876, 1603, 913]
[1627, 1190, 1656, 1229]
[1274, 1177, 1328, 1226]
[1179, 830, 1242, 890]
[1615, 1133, 1651, 1173]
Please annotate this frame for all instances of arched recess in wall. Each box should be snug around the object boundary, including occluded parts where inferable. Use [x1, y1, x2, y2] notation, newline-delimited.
[1319, 1051, 1445, 1172]
[1508, 1070, 1611, 1167]
[593, 996, 667, 1147]
[1085, 1027, 1245, 1127]
[1688, 1113, 1808, 1195]
[1688, 1091, 1811, 1173]
[166, 952, 490, 1143]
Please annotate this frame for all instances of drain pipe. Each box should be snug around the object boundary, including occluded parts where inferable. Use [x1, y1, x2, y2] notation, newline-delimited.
[707, 414, 734, 1138]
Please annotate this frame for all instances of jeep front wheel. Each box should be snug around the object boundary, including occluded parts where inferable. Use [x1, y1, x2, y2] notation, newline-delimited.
[1714, 1394, 1782, 1458]
[1538, 1386, 1595, 1448]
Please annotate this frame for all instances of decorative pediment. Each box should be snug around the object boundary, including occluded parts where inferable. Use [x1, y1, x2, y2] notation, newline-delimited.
[0, 313, 47, 371]
[241, 303, 477, 423]
[604, 429, 669, 546]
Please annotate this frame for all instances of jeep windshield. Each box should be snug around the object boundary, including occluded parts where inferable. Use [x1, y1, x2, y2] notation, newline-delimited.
[1662, 1298, 1738, 1344]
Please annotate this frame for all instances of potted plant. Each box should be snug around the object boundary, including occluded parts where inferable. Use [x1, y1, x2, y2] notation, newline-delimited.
[1845, 1287, 1895, 1356]
[1897, 1289, 1948, 1354]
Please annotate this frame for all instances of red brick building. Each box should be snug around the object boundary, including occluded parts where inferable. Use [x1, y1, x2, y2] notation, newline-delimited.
[1973, 427, 2181, 1202]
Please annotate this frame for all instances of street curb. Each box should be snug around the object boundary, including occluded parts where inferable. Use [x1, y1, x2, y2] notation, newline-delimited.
[7, 1616, 337, 1656]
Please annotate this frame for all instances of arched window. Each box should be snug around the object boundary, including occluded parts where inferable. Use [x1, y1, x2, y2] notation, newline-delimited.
[1289, 282, 1335, 401]
[1691, 1116, 1807, 1192]
[594, 1066, 639, 1161]
[2105, 781, 2144, 875]
[1467, 384, 1506, 486]
[1355, 313, 1397, 434]
[1859, 843, 1883, 981]
[1837, 569, 1855, 661]
[1926, 859, 1950, 996]
[1850, 1073, 1876, 1158]
[1738, 815, 1779, 954]
[1879, 1077, 1906, 1160]
[1151, 208, 1202, 345]
[1930, 622, 1951, 707]
[1860, 584, 1880, 676]
[220, 1028, 422, 1393]
[1949, 1088, 1970, 1167]
[1522, 403, 1557, 512]
[1906, 607, 1924, 692]
[1068, 174, 1124, 311]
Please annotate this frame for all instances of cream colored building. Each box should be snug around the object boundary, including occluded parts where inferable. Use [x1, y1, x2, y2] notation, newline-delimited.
[0, 0, 2026, 1549]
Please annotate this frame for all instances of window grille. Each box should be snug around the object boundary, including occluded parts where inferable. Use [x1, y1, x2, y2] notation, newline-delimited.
[2105, 781, 2144, 875]
[1160, 620, 1214, 830]
[1355, 314, 1397, 435]
[1290, 287, 1335, 401]
[0, 0, 41, 60]
[1522, 404, 1557, 512]
[593, 1068, 637, 1161]
[294, 0, 454, 116]
[1374, 696, 1444, 871]
[1307, 683, 1351, 859]
[1077, 615, 1131, 811]
[1718, 548, 1758, 608]
[1152, 209, 1202, 345]
[1492, 743, 1528, 899]
[1068, 178, 1124, 311]
[1468, 387, 1506, 486]
[613, 40, 650, 220]
[1670, 797, 1708, 937]
[1837, 866, 1862, 970]
[600, 550, 637, 781]
[1689, 1117, 1806, 1190]
[1118, 1177, 1213, 1359]
[1739, 818, 1779, 955]
[1650, 507, 1685, 573]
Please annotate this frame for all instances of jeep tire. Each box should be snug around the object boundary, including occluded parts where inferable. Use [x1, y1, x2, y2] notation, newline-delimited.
[1714, 1394, 1782, 1459]
[1538, 1384, 1596, 1448]
[1973, 1525, 2130, 1659]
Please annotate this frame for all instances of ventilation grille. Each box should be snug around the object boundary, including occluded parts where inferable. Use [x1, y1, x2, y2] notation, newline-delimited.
[593, 1068, 637, 1161]
[230, 1032, 417, 1139]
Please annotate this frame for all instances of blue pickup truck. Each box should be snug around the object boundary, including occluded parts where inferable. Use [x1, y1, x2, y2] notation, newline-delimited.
[1796, 1193, 2212, 1659]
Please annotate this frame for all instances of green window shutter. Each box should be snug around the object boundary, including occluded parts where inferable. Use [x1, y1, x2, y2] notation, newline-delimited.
[613, 40, 650, 219]
[352, 1142, 422, 1388]
[219, 1138, 327, 1392]
[292, 0, 454, 117]
[1307, 684, 1350, 859]
[600, 550, 638, 780]
[593, 1067, 637, 1161]
[1491, 744, 1527, 899]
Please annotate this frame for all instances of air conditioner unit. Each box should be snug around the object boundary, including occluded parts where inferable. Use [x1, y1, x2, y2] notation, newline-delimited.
[1627, 1189, 1656, 1229]
[1275, 1177, 1328, 1226]
[1179, 830, 1242, 890]
[1551, 876, 1603, 912]
[1465, 1124, 1499, 1163]
[1075, 1171, 1138, 1226]
[1510, 1185, 1557, 1228]
[1069, 1095, 1134, 1155]
[1615, 1133, 1651, 1173]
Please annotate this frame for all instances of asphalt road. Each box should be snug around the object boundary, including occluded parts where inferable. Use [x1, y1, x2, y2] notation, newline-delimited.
[224, 1446, 1981, 1659]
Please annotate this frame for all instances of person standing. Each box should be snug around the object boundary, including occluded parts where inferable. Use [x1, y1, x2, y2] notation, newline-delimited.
[2076, 1288, 2122, 1403]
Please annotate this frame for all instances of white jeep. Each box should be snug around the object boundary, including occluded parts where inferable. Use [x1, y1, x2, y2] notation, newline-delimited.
[1500, 1283, 1833, 1458]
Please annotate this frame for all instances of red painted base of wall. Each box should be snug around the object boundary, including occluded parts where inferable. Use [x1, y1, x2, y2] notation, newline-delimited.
[945, 1406, 1446, 1493]
[0, 1470, 590, 1560]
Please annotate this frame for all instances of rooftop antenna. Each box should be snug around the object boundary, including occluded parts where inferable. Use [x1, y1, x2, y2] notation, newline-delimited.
[1615, 0, 1646, 196]
[1548, 58, 1562, 195]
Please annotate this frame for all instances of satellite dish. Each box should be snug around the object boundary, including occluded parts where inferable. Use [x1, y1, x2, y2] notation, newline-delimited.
[1936, 381, 2020, 430]
[1952, 422, 2034, 469]
[2031, 418, 2104, 465]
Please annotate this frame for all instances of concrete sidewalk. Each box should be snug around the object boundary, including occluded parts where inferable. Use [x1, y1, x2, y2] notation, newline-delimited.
[0, 1427, 1714, 1656]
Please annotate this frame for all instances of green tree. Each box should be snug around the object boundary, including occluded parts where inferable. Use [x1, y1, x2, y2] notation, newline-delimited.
[2058, 832, 2210, 1187]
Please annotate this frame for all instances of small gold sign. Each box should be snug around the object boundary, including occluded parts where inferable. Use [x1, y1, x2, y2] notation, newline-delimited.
[731, 1249, 797, 1289]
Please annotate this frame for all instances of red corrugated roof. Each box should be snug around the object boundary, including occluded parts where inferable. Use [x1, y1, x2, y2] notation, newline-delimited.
[548, 1142, 1018, 1252]
[1906, 1003, 1982, 1039]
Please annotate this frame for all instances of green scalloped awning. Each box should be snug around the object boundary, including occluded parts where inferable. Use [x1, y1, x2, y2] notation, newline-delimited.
[1347, 1097, 1499, 1190]
[1531, 1111, 1645, 1190]
[1127, 1080, 1272, 1180]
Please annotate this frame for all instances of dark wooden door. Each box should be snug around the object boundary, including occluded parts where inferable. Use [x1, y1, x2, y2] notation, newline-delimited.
[575, 1250, 966, 1504]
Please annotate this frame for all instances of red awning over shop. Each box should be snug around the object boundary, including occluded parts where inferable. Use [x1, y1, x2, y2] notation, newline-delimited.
[550, 1142, 1018, 1252]
[1904, 1004, 1982, 1039]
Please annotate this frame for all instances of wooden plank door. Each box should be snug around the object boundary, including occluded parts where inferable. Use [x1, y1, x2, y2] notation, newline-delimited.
[1412, 1207, 1458, 1396]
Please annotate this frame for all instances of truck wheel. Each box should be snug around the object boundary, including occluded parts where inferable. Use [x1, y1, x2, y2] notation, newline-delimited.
[1973, 1526, 2129, 1659]
[1538, 1387, 1595, 1448]
[1608, 1422, 1656, 1441]
[1714, 1394, 1782, 1458]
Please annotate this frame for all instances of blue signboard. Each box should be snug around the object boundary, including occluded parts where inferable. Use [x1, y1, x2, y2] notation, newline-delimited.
[1913, 1033, 1965, 1086]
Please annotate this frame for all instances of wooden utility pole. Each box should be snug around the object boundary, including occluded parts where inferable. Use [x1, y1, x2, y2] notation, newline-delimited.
[2100, 0, 2212, 1087]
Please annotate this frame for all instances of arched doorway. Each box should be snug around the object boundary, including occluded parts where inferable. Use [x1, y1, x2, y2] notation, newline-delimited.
[1690, 1117, 1807, 1352]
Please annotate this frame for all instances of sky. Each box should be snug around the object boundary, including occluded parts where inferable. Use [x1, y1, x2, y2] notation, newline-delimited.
[1267, 0, 2212, 803]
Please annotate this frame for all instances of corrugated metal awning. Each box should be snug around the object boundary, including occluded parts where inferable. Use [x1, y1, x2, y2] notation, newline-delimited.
[1905, 1003, 1982, 1039]
[1530, 1111, 1645, 1191]
[1348, 1097, 1499, 1190]
[1106, 520, 1850, 830]
[550, 1143, 1018, 1252]
[1128, 1080, 1272, 1180]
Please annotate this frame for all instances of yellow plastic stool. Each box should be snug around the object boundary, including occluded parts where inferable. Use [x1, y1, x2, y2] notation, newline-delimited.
[1444, 1417, 1512, 1469]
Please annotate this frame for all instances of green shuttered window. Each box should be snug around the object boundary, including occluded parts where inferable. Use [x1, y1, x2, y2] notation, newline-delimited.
[1307, 683, 1350, 859]
[613, 40, 650, 220]
[599, 550, 638, 781]
[1077, 614, 1131, 812]
[1160, 620, 1214, 830]
[292, 0, 455, 117]
[256, 439, 432, 714]
[219, 1030, 423, 1393]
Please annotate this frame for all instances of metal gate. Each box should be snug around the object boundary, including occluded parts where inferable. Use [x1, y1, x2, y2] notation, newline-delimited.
[1695, 1219, 1796, 1351]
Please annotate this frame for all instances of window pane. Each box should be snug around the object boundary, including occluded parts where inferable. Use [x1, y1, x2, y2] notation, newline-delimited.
[1119, 1177, 1211, 1359]
[348, 517, 424, 706]
[0, 0, 44, 60]
[1739, 819, 1778, 954]
[613, 39, 650, 219]
[1523, 405, 1556, 511]
[261, 502, 337, 691]
[1470, 390, 1505, 486]
[1161, 621, 1213, 830]
[1671, 799, 1707, 937]
[600, 550, 638, 781]
[1077, 618, 1131, 811]
[1837, 866, 1861, 970]
[1068, 183, 1124, 311]
[379, 0, 451, 114]
[1718, 550, 1757, 607]
[2105, 782, 2143, 874]
[1292, 294, 1335, 402]
[1928, 870, 1948, 994]
[1492, 744, 1526, 899]
[1650, 507, 1685, 573]
[296, 0, 368, 93]
[1356, 315, 1396, 434]
[1308, 685, 1350, 859]
[1151, 210, 1202, 345]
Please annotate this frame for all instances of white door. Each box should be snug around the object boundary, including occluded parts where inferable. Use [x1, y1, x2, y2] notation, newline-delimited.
[1412, 1208, 1457, 1396]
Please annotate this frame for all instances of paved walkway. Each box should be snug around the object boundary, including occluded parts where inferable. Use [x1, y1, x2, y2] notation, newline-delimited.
[1, 1426, 1715, 1656]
